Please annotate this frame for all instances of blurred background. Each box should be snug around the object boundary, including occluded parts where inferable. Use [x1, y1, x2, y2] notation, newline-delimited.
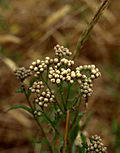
[0, 0, 120, 153]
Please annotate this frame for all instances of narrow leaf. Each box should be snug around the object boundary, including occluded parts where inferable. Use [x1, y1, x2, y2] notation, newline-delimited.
[6, 104, 32, 114]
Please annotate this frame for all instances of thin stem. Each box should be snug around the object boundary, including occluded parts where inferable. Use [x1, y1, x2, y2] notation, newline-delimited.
[42, 110, 60, 135]
[40, 73, 64, 113]
[59, 82, 66, 111]
[70, 95, 82, 132]
[23, 87, 53, 153]
[66, 83, 71, 107]
[62, 110, 70, 153]
[46, 65, 49, 83]
[73, 0, 110, 59]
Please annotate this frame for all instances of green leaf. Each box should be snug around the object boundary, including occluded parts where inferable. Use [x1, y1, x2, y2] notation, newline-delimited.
[81, 133, 87, 148]
[79, 147, 85, 153]
[6, 104, 32, 114]
[29, 78, 36, 87]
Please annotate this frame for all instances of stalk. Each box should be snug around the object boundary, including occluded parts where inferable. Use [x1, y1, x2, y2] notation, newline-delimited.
[23, 86, 54, 153]
[62, 110, 70, 153]
[73, 0, 110, 59]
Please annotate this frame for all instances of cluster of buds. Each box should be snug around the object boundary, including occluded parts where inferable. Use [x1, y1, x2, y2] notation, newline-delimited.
[87, 135, 107, 153]
[54, 44, 72, 57]
[76, 65, 101, 98]
[35, 89, 55, 108]
[60, 58, 74, 67]
[52, 57, 74, 69]
[78, 79, 93, 97]
[34, 110, 42, 117]
[49, 67, 76, 84]
[29, 57, 53, 77]
[29, 81, 44, 94]
[76, 65, 101, 80]
[14, 67, 32, 81]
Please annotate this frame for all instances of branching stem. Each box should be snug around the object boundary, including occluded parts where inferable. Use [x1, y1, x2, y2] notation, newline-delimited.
[23, 87, 53, 153]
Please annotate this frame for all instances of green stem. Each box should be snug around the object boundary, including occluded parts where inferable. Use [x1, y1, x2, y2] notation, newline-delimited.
[42, 110, 60, 135]
[70, 95, 82, 132]
[66, 83, 71, 107]
[59, 82, 66, 111]
[40, 73, 64, 113]
[23, 87, 53, 153]
[46, 65, 49, 83]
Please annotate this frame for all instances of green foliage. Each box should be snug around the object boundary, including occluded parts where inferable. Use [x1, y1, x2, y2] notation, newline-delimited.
[6, 104, 32, 114]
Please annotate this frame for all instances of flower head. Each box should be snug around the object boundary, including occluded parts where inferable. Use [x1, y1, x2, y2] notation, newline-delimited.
[14, 67, 32, 81]
[87, 135, 107, 153]
[54, 44, 72, 57]
[35, 89, 55, 108]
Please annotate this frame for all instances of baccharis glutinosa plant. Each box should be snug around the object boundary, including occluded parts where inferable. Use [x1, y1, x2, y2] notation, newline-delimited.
[7, 44, 108, 153]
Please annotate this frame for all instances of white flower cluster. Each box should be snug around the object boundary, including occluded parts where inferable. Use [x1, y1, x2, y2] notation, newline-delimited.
[29, 81, 44, 94]
[61, 58, 74, 67]
[28, 45, 101, 99]
[14, 67, 32, 81]
[54, 44, 72, 57]
[78, 79, 93, 97]
[49, 67, 76, 84]
[76, 65, 101, 97]
[52, 57, 74, 69]
[29, 57, 53, 77]
[76, 65, 101, 80]
[35, 89, 55, 108]
[87, 135, 107, 153]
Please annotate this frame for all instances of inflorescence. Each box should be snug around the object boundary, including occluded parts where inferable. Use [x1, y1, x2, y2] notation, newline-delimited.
[35, 88, 55, 108]
[14, 67, 32, 81]
[14, 44, 101, 109]
[87, 135, 107, 153]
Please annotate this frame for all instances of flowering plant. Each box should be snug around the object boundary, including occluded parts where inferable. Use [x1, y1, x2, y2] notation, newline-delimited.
[8, 44, 107, 153]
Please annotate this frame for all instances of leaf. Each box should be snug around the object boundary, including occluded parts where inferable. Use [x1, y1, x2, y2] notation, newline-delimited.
[79, 147, 85, 153]
[29, 78, 36, 87]
[16, 89, 24, 93]
[81, 133, 87, 148]
[6, 104, 32, 114]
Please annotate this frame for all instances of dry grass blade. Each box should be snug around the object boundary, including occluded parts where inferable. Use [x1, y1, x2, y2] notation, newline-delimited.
[0, 35, 21, 44]
[0, 54, 17, 71]
[73, 0, 110, 59]
[43, 5, 71, 29]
